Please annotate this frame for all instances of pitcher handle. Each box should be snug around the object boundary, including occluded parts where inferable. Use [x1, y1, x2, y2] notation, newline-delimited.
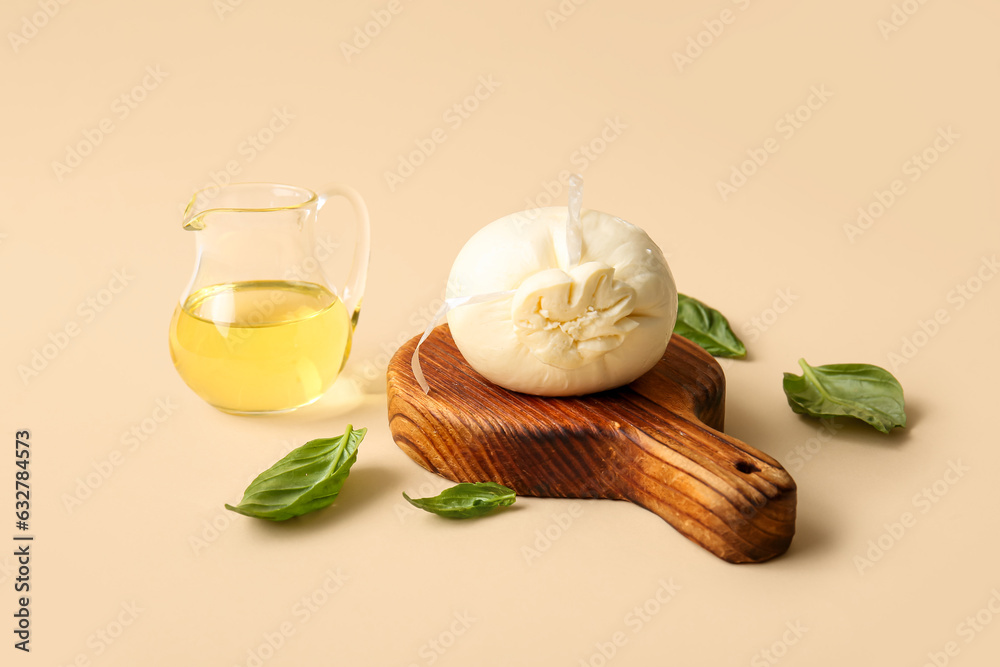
[317, 184, 370, 329]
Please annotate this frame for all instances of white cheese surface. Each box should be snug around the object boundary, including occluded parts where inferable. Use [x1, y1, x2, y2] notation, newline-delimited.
[446, 206, 677, 395]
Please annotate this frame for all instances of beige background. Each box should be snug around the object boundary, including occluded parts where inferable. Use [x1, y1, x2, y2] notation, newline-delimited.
[3, 0, 999, 664]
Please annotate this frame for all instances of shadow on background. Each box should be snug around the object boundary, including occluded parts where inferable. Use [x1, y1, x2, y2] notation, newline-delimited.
[249, 463, 404, 535]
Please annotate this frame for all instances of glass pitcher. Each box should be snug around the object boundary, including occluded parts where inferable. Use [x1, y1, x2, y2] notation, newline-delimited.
[168, 182, 370, 414]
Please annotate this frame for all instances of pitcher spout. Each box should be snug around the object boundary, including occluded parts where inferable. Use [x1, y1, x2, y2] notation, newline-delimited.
[181, 183, 320, 231]
[181, 198, 209, 231]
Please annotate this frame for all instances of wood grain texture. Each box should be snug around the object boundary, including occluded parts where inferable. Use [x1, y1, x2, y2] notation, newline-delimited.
[387, 325, 796, 563]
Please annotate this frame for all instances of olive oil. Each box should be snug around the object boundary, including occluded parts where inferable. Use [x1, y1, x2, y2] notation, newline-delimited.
[168, 280, 351, 414]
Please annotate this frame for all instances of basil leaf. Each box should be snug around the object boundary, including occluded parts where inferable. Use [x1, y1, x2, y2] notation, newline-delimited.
[782, 359, 906, 433]
[226, 425, 366, 521]
[403, 482, 516, 519]
[673, 293, 747, 358]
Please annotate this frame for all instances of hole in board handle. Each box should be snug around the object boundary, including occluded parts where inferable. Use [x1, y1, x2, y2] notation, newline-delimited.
[735, 461, 760, 474]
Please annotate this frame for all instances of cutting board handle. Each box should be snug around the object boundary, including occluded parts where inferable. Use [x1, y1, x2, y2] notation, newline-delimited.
[621, 417, 795, 563]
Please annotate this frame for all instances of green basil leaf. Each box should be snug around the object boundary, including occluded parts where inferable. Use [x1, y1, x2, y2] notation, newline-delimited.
[673, 293, 747, 358]
[226, 425, 366, 521]
[403, 482, 516, 519]
[782, 359, 906, 433]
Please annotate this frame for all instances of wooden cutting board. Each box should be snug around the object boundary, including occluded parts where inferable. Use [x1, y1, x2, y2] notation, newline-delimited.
[387, 325, 796, 563]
